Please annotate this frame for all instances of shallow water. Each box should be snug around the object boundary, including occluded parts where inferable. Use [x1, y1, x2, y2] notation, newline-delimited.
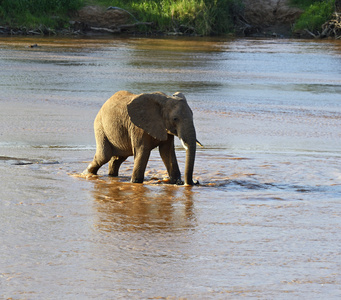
[0, 36, 340, 299]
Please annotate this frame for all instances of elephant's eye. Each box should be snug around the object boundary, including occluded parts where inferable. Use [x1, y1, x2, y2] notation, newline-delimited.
[173, 117, 179, 122]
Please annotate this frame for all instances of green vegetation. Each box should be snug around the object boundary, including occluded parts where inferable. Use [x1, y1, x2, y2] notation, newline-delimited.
[0, 0, 242, 35]
[87, 0, 242, 35]
[290, 0, 320, 9]
[291, 0, 335, 33]
[0, 0, 336, 36]
[0, 0, 84, 30]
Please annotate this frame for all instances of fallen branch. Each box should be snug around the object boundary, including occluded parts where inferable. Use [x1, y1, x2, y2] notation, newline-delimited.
[303, 12, 341, 39]
[90, 26, 120, 33]
[304, 29, 318, 38]
[118, 22, 153, 30]
[91, 22, 153, 34]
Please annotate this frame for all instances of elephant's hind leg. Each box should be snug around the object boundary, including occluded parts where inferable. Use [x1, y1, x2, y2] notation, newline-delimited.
[84, 153, 111, 175]
[108, 156, 128, 176]
[83, 135, 113, 175]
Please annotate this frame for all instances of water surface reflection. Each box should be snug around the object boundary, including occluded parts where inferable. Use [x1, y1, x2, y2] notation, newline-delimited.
[1, 36, 340, 299]
[91, 178, 195, 232]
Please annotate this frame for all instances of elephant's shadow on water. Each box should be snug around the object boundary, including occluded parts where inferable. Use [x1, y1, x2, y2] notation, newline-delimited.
[91, 177, 196, 232]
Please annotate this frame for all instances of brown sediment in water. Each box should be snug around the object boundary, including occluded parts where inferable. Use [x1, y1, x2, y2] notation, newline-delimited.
[0, 37, 340, 299]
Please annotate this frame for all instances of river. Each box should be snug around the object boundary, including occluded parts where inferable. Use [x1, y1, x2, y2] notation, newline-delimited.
[0, 36, 340, 299]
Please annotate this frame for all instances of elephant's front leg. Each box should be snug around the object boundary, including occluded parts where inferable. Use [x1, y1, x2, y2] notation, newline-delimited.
[131, 148, 151, 183]
[159, 136, 182, 184]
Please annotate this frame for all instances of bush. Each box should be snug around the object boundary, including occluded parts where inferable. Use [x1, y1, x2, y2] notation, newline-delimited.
[0, 0, 242, 35]
[93, 0, 242, 35]
[292, 0, 335, 33]
[290, 0, 321, 10]
[0, 0, 84, 29]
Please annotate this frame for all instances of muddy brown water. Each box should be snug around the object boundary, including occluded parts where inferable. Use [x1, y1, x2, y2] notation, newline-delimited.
[0, 36, 340, 299]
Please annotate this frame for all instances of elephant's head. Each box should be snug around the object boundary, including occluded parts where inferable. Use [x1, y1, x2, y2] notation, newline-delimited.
[127, 92, 199, 185]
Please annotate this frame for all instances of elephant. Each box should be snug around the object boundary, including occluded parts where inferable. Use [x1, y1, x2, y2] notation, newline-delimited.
[83, 90, 200, 185]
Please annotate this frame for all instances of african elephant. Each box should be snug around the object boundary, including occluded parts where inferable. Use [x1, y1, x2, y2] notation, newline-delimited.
[83, 90, 200, 185]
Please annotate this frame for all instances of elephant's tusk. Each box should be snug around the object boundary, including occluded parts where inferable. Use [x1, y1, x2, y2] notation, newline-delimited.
[180, 139, 188, 150]
[196, 140, 204, 148]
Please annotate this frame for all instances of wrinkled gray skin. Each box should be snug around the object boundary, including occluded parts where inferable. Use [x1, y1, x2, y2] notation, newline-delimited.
[83, 91, 198, 185]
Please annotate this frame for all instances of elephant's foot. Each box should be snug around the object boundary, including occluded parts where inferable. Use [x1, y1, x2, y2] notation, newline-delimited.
[82, 162, 99, 175]
[108, 167, 119, 176]
[131, 177, 144, 184]
[108, 173, 119, 177]
[174, 178, 184, 185]
[184, 179, 200, 186]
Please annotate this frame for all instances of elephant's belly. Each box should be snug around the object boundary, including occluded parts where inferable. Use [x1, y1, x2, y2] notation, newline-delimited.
[103, 123, 133, 157]
[108, 138, 133, 157]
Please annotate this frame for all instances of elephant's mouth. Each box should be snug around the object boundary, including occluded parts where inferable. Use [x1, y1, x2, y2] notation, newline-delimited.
[167, 129, 178, 136]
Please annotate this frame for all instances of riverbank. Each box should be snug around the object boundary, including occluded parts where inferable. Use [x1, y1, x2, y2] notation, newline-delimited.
[0, 0, 239, 37]
[238, 0, 303, 37]
[0, 0, 338, 38]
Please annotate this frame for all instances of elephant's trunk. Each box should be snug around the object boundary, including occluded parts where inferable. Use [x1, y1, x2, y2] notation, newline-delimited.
[180, 127, 197, 186]
[184, 142, 196, 186]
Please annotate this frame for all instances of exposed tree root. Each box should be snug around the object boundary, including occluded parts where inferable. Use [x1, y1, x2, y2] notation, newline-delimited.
[321, 12, 341, 39]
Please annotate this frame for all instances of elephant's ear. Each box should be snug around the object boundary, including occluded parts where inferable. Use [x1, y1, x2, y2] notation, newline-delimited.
[127, 93, 168, 141]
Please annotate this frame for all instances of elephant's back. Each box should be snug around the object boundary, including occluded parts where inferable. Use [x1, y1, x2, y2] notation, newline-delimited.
[98, 90, 135, 120]
[103, 90, 136, 110]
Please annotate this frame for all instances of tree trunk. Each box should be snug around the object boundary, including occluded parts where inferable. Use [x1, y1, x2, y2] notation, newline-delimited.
[335, 0, 341, 13]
